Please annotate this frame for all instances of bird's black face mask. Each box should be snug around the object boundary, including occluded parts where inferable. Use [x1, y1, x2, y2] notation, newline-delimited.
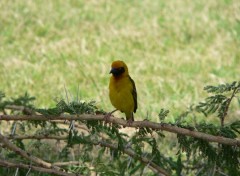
[110, 67, 125, 77]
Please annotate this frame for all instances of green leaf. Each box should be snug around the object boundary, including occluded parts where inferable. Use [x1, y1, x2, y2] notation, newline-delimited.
[159, 108, 170, 121]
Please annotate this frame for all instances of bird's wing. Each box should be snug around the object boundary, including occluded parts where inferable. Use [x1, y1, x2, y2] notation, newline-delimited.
[129, 76, 137, 113]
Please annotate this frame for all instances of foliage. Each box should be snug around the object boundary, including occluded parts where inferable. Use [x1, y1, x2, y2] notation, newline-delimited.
[0, 81, 240, 175]
[196, 81, 240, 126]
[176, 81, 240, 175]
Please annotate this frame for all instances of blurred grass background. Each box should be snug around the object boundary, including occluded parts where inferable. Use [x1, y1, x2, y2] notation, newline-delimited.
[0, 0, 239, 122]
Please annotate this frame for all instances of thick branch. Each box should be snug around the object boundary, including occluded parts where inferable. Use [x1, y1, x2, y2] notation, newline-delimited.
[5, 135, 169, 175]
[0, 160, 79, 176]
[0, 133, 60, 169]
[0, 114, 239, 146]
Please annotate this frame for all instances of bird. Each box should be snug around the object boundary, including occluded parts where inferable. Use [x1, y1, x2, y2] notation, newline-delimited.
[108, 60, 137, 124]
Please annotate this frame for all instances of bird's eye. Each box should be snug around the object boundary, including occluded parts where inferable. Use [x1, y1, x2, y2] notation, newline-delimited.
[119, 67, 124, 72]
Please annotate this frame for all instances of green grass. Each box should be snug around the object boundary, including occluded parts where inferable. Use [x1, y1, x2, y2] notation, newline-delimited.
[0, 0, 239, 122]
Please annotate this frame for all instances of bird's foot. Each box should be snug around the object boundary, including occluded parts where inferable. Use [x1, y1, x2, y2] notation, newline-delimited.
[126, 119, 134, 127]
[104, 109, 117, 124]
[104, 112, 112, 124]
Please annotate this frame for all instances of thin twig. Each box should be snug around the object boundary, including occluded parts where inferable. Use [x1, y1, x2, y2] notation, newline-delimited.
[53, 161, 80, 167]
[52, 120, 90, 132]
[0, 160, 80, 176]
[0, 114, 239, 146]
[5, 105, 36, 115]
[97, 141, 170, 175]
[95, 141, 170, 175]
[221, 87, 239, 127]
[6, 135, 68, 140]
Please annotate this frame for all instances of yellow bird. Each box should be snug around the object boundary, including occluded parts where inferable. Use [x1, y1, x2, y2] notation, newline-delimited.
[108, 60, 137, 123]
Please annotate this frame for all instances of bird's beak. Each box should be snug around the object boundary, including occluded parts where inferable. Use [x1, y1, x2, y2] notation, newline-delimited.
[109, 68, 115, 74]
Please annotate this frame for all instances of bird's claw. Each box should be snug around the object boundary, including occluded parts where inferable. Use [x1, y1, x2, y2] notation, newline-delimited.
[104, 109, 117, 124]
[126, 119, 133, 126]
[104, 112, 112, 124]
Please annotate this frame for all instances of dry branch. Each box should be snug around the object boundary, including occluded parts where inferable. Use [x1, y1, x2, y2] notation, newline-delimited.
[1, 114, 239, 146]
[53, 161, 80, 167]
[97, 140, 170, 176]
[221, 86, 238, 127]
[5, 105, 35, 115]
[7, 135, 67, 140]
[5, 135, 170, 175]
[0, 133, 59, 169]
[53, 120, 90, 132]
[0, 160, 80, 176]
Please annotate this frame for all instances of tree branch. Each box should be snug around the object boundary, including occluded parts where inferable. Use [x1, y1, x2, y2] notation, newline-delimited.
[7, 135, 67, 140]
[0, 114, 239, 146]
[5, 134, 170, 175]
[53, 161, 80, 167]
[53, 120, 90, 132]
[5, 105, 36, 115]
[0, 160, 80, 176]
[221, 87, 239, 127]
[97, 140, 170, 176]
[0, 133, 60, 169]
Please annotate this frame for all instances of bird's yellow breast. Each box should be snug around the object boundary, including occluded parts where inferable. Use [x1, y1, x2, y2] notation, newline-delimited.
[109, 76, 134, 114]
